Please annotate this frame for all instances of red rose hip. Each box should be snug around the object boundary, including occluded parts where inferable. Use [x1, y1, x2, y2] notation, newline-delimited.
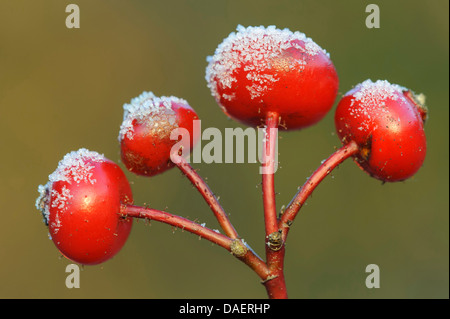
[35, 148, 133, 265]
[206, 25, 339, 130]
[119, 92, 199, 176]
[335, 79, 427, 182]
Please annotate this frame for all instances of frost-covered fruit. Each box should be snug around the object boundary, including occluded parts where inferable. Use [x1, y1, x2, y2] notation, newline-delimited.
[335, 80, 427, 182]
[119, 92, 199, 176]
[205, 25, 339, 130]
[35, 149, 133, 265]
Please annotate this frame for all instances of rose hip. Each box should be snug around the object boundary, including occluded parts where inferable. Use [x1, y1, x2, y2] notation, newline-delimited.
[206, 25, 339, 130]
[35, 149, 133, 265]
[119, 92, 199, 176]
[335, 79, 427, 182]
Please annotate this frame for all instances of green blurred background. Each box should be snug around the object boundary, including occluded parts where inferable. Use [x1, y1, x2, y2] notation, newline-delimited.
[0, 0, 448, 299]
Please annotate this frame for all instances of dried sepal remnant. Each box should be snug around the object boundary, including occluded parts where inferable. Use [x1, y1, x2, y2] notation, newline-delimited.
[404, 90, 428, 123]
[36, 184, 50, 225]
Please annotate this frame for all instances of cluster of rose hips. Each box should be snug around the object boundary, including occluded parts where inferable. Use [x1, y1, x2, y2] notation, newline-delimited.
[35, 25, 427, 298]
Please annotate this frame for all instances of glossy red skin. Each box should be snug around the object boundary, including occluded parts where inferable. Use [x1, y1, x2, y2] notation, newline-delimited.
[48, 159, 133, 265]
[335, 90, 427, 182]
[215, 42, 339, 130]
[120, 102, 199, 176]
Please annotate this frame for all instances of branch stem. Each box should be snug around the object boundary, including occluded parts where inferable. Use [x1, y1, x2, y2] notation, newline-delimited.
[279, 140, 359, 240]
[174, 156, 239, 239]
[123, 205, 231, 249]
[259, 112, 288, 299]
[122, 204, 270, 283]
[262, 112, 280, 237]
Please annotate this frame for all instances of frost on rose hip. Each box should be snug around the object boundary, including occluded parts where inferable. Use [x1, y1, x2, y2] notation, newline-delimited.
[205, 25, 339, 130]
[335, 79, 427, 182]
[119, 91, 199, 176]
[35, 148, 133, 265]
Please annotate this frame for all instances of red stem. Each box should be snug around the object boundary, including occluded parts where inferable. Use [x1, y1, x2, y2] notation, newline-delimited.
[262, 112, 279, 237]
[170, 150, 287, 296]
[279, 140, 359, 241]
[260, 112, 288, 299]
[122, 204, 270, 283]
[160, 116, 358, 299]
[124, 205, 232, 249]
[174, 156, 239, 239]
[263, 256, 288, 299]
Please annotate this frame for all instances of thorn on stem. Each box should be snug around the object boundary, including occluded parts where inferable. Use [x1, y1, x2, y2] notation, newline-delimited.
[260, 274, 278, 284]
